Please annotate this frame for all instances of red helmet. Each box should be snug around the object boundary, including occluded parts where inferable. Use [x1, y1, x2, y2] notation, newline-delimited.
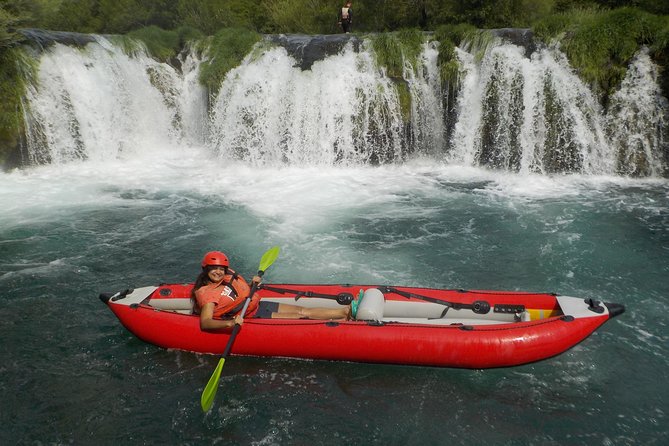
[201, 251, 229, 268]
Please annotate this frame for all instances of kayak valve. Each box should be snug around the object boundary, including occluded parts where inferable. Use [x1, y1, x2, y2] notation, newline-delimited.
[472, 300, 491, 314]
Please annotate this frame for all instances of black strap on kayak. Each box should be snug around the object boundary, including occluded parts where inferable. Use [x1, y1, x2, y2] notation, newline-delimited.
[259, 285, 354, 305]
[379, 286, 491, 316]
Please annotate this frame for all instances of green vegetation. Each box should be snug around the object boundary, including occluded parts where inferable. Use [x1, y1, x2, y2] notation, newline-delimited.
[263, 0, 335, 34]
[1, 4, 24, 47]
[371, 29, 425, 122]
[2, 1, 665, 39]
[533, 7, 669, 102]
[371, 29, 425, 79]
[197, 27, 261, 96]
[0, 47, 34, 167]
[124, 25, 202, 62]
[432, 24, 476, 85]
[126, 26, 180, 62]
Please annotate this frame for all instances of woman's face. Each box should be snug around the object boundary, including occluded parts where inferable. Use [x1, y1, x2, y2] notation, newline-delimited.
[206, 265, 227, 282]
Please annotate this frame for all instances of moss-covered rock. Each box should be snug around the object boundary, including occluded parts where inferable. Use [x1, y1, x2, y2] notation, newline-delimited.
[0, 47, 33, 170]
[533, 7, 669, 107]
[196, 27, 261, 98]
[123, 25, 203, 65]
[371, 28, 425, 79]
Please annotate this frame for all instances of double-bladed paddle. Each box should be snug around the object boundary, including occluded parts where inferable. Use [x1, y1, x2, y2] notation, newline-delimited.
[200, 245, 280, 412]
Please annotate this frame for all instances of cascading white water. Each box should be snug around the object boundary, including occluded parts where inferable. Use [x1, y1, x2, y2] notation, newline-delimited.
[177, 47, 209, 145]
[19, 32, 668, 176]
[23, 36, 207, 163]
[209, 41, 407, 166]
[606, 48, 668, 177]
[405, 41, 446, 156]
[448, 39, 614, 174]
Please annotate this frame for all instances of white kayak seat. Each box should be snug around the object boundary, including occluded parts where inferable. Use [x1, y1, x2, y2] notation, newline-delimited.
[149, 297, 194, 314]
[355, 288, 385, 322]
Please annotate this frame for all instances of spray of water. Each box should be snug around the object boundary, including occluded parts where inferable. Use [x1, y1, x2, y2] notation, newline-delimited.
[23, 36, 206, 163]
[19, 33, 669, 176]
[606, 48, 668, 177]
[209, 41, 407, 166]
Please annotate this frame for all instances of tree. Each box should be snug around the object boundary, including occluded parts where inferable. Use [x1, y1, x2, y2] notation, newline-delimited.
[97, 0, 151, 33]
[177, 0, 266, 35]
[42, 0, 102, 33]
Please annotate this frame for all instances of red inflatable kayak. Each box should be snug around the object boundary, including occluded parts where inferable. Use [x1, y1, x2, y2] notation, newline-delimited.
[100, 283, 624, 368]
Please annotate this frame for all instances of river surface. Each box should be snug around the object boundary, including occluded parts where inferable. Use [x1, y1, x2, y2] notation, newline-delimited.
[1, 150, 667, 444]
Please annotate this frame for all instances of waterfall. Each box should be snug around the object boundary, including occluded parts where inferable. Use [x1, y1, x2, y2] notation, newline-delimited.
[448, 39, 614, 174]
[22, 35, 206, 164]
[18, 31, 669, 176]
[209, 41, 406, 165]
[606, 48, 668, 177]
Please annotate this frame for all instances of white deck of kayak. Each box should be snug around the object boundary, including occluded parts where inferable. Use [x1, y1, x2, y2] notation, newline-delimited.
[119, 286, 602, 326]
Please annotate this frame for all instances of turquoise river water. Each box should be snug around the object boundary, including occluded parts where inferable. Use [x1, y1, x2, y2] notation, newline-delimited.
[1, 152, 667, 444]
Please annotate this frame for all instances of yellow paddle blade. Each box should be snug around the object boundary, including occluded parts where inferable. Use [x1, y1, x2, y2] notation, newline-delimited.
[258, 246, 280, 273]
[201, 358, 225, 412]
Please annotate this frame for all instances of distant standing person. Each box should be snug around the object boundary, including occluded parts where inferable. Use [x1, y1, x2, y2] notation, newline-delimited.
[338, 1, 353, 34]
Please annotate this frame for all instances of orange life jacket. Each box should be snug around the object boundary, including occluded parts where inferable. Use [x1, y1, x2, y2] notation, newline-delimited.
[195, 270, 260, 318]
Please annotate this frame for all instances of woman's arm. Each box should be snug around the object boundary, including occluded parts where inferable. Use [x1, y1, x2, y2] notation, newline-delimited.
[199, 302, 244, 331]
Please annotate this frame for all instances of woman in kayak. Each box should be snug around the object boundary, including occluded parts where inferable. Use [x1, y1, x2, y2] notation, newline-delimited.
[193, 251, 350, 330]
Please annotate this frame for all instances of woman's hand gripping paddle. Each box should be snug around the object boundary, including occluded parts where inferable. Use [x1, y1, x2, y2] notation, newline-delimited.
[200, 246, 280, 412]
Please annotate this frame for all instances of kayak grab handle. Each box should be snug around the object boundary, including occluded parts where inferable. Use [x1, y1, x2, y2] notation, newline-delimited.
[604, 302, 625, 318]
[98, 289, 133, 304]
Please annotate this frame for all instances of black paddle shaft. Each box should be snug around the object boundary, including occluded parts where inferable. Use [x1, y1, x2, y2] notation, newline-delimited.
[220, 272, 263, 359]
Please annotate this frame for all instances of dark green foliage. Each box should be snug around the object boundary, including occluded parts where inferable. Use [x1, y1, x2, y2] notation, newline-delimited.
[40, 0, 103, 33]
[261, 0, 336, 34]
[653, 23, 669, 110]
[532, 11, 572, 41]
[177, 0, 267, 35]
[3, 1, 666, 37]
